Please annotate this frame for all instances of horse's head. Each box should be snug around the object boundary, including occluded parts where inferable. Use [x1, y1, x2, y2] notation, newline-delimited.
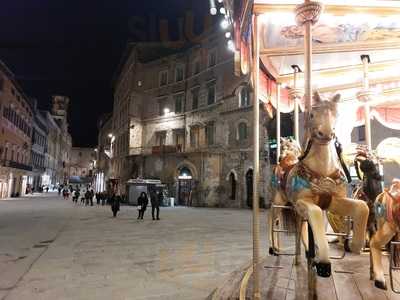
[309, 92, 340, 145]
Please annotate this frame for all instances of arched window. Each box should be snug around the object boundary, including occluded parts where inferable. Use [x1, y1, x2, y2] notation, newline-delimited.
[229, 172, 236, 200]
[239, 86, 250, 108]
[238, 122, 248, 141]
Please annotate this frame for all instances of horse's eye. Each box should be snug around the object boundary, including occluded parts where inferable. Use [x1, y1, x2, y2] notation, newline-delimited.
[310, 113, 314, 119]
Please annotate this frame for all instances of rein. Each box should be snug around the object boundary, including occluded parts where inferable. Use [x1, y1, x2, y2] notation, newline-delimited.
[334, 137, 352, 184]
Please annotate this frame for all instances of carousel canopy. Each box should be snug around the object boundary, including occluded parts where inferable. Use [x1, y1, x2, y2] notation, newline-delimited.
[226, 0, 400, 131]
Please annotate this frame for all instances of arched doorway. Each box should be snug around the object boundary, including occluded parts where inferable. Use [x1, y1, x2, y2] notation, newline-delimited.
[229, 173, 236, 200]
[177, 166, 194, 206]
[246, 169, 253, 207]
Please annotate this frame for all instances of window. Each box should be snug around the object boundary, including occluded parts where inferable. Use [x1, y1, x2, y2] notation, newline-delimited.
[191, 87, 199, 110]
[206, 122, 215, 146]
[190, 126, 200, 148]
[358, 125, 366, 141]
[175, 65, 184, 82]
[156, 131, 166, 146]
[174, 94, 184, 114]
[207, 83, 216, 105]
[208, 49, 217, 68]
[239, 86, 251, 108]
[158, 97, 168, 116]
[238, 122, 248, 141]
[193, 59, 200, 75]
[159, 70, 168, 87]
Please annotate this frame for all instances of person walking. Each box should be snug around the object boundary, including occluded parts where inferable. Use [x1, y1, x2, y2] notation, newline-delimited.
[150, 190, 161, 220]
[89, 189, 94, 206]
[110, 194, 120, 217]
[137, 192, 148, 220]
[84, 190, 91, 206]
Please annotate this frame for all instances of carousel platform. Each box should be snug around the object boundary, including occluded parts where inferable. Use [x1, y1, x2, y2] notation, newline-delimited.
[209, 244, 400, 300]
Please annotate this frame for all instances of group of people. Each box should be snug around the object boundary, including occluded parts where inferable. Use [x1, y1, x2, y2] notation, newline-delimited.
[137, 189, 162, 220]
[59, 184, 163, 220]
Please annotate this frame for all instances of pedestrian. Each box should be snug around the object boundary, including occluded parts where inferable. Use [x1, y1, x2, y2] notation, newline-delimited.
[63, 188, 69, 200]
[150, 190, 161, 220]
[89, 189, 94, 206]
[58, 186, 62, 196]
[137, 192, 148, 220]
[110, 194, 120, 217]
[101, 193, 106, 206]
[85, 190, 91, 206]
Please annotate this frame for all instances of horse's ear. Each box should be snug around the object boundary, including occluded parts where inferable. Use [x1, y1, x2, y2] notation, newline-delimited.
[332, 94, 341, 103]
[313, 91, 322, 103]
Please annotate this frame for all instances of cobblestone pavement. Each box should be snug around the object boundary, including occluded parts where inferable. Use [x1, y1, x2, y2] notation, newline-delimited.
[0, 193, 267, 300]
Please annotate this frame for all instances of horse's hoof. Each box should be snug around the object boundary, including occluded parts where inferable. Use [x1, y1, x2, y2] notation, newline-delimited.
[374, 280, 387, 290]
[314, 262, 331, 278]
[344, 239, 351, 252]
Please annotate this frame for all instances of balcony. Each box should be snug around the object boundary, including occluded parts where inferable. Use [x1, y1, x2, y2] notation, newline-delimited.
[151, 145, 183, 155]
[3, 160, 33, 171]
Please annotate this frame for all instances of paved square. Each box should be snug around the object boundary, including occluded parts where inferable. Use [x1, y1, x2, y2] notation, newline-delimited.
[0, 194, 266, 300]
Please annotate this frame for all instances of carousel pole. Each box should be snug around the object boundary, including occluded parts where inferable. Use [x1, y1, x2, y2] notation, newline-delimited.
[277, 83, 281, 163]
[361, 55, 372, 150]
[251, 14, 261, 300]
[290, 65, 302, 143]
[295, 0, 322, 143]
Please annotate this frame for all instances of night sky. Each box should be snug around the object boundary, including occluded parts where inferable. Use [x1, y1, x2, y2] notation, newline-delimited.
[0, 0, 209, 147]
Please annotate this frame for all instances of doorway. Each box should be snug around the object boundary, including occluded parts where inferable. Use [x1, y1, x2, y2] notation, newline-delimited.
[177, 167, 194, 206]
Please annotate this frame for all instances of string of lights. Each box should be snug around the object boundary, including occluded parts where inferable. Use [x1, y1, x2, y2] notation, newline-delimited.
[208, 0, 235, 52]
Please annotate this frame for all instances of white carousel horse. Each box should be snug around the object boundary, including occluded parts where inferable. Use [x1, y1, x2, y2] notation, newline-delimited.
[370, 179, 400, 290]
[269, 91, 369, 277]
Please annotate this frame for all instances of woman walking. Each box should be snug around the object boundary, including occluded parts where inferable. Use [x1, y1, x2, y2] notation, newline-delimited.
[110, 194, 120, 217]
[137, 192, 148, 220]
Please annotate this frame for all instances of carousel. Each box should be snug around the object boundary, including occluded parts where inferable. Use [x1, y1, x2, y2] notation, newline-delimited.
[209, 0, 400, 299]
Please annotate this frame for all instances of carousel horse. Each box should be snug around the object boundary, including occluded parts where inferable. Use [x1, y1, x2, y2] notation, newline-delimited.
[269, 91, 369, 278]
[327, 148, 382, 243]
[370, 179, 400, 290]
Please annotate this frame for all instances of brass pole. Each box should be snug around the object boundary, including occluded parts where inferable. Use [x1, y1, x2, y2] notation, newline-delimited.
[361, 55, 372, 150]
[276, 83, 281, 163]
[251, 14, 261, 300]
[293, 67, 300, 143]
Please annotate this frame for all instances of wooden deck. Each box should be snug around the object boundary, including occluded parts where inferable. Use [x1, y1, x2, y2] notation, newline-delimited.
[211, 245, 400, 300]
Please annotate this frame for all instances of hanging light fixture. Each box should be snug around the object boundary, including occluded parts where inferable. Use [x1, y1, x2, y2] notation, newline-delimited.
[227, 40, 235, 52]
[225, 31, 231, 38]
[209, 0, 217, 15]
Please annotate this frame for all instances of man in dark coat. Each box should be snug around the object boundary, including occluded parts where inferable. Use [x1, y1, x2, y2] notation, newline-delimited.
[151, 190, 162, 220]
[110, 194, 120, 217]
[137, 192, 148, 220]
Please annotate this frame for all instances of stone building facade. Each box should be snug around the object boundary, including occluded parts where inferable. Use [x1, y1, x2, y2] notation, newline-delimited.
[70, 147, 96, 178]
[0, 61, 34, 198]
[111, 33, 270, 207]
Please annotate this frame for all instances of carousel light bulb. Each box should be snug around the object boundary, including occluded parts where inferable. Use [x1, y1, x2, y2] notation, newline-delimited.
[227, 40, 235, 52]
[225, 31, 231, 38]
[220, 7, 226, 15]
[217, 0, 223, 3]
[164, 108, 170, 115]
[220, 19, 229, 30]
[209, 0, 217, 15]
